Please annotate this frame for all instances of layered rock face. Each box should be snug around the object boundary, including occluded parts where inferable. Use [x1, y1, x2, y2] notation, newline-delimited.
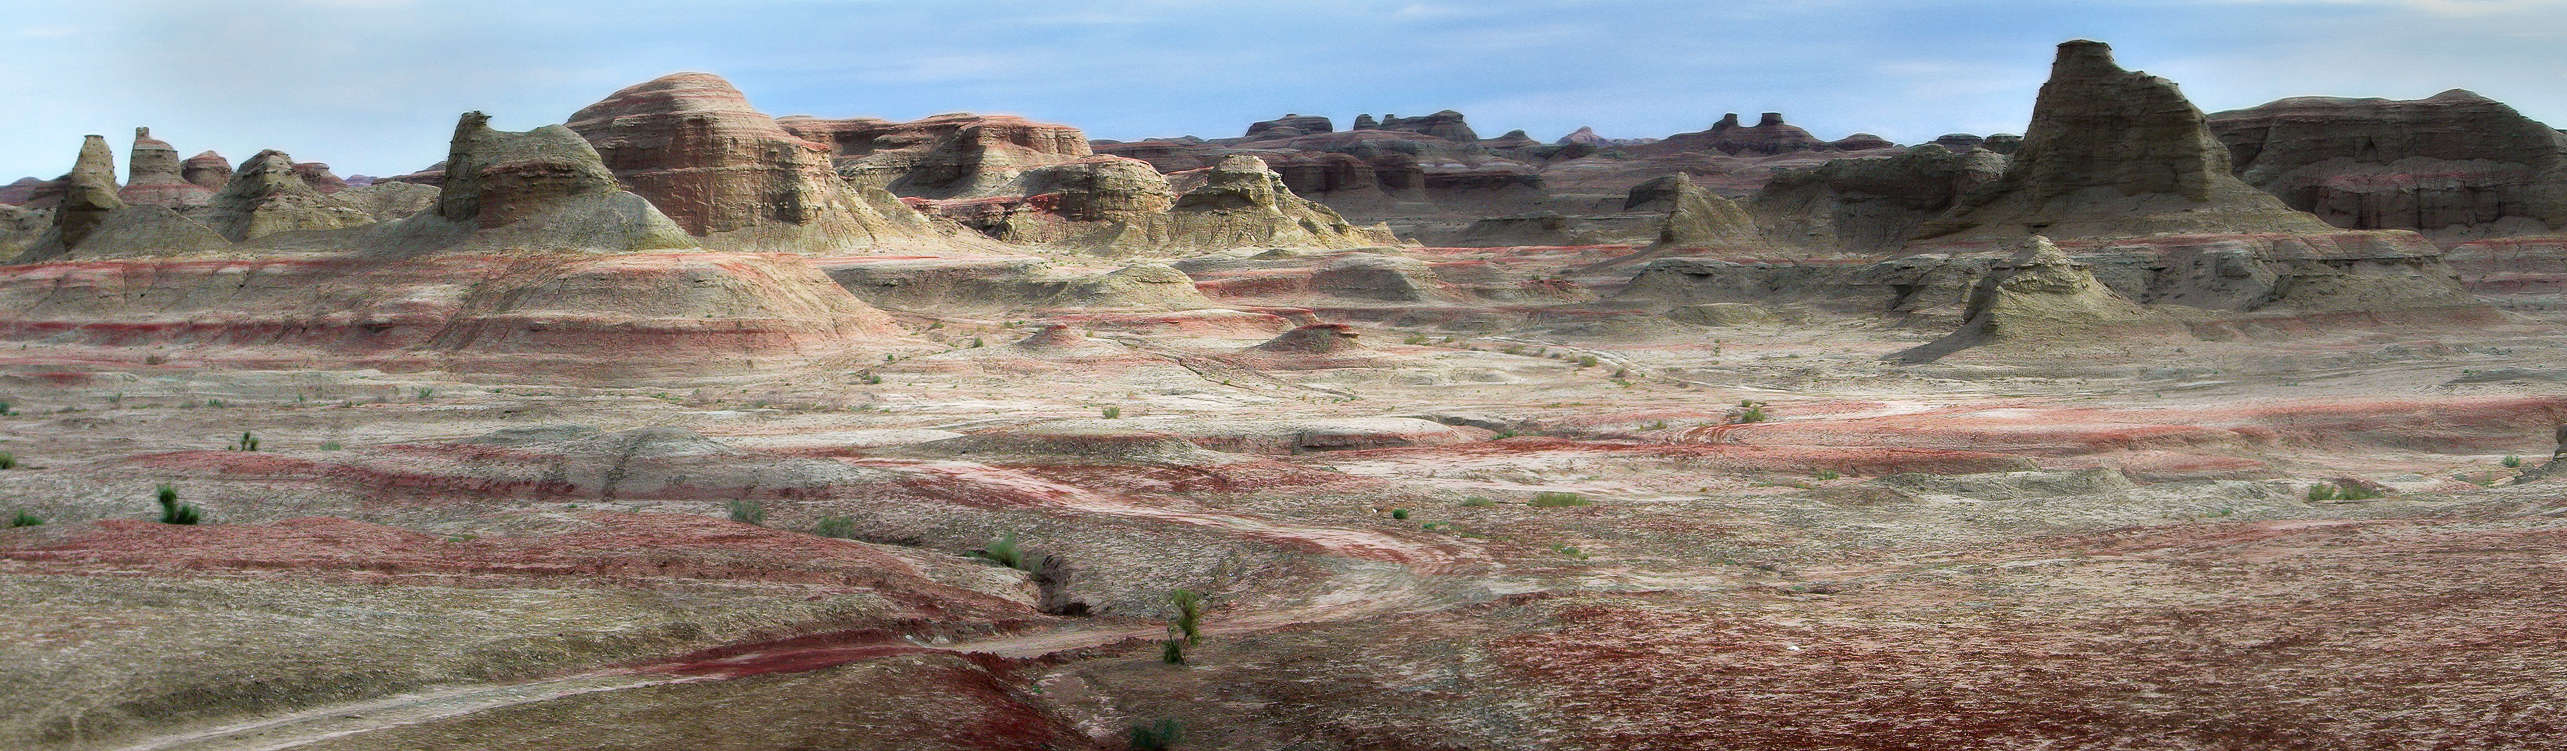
[53, 136, 125, 249]
[780, 112, 1092, 197]
[181, 151, 233, 190]
[206, 150, 374, 242]
[393, 111, 690, 251]
[1626, 173, 1758, 247]
[118, 128, 213, 208]
[1752, 145, 2009, 253]
[292, 162, 350, 193]
[2209, 90, 2567, 237]
[1920, 41, 2332, 240]
[568, 73, 940, 250]
[924, 154, 1391, 253]
[1894, 235, 2163, 362]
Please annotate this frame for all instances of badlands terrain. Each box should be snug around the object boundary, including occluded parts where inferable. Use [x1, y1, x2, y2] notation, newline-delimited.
[1, 39, 2564, 749]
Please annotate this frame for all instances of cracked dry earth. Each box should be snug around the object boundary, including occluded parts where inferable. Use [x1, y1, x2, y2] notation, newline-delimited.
[2, 292, 2564, 751]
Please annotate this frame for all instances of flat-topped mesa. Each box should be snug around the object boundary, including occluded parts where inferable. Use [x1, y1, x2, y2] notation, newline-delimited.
[181, 151, 232, 190]
[1376, 110, 1478, 142]
[568, 72, 938, 250]
[1751, 144, 2010, 254]
[778, 112, 1091, 198]
[119, 127, 213, 208]
[2209, 89, 2567, 236]
[1246, 114, 1334, 139]
[1918, 40, 2335, 240]
[55, 135, 125, 249]
[206, 149, 374, 241]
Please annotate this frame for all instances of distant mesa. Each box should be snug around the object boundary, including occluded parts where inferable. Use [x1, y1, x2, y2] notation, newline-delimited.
[1246, 114, 1333, 139]
[2209, 88, 2567, 237]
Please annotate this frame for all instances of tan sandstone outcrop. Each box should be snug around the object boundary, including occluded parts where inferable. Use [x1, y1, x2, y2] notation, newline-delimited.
[568, 73, 944, 251]
[205, 150, 375, 242]
[118, 128, 213, 208]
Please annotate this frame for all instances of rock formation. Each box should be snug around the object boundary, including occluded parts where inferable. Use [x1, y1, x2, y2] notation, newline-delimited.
[1559, 126, 1608, 146]
[1752, 145, 2009, 253]
[0, 177, 54, 206]
[52, 136, 125, 249]
[1893, 235, 2163, 362]
[1374, 110, 1478, 142]
[118, 128, 213, 208]
[779, 112, 1091, 197]
[1626, 173, 1758, 247]
[181, 151, 233, 190]
[1919, 41, 2334, 240]
[381, 111, 691, 251]
[1351, 114, 1380, 130]
[1164, 155, 1396, 249]
[1252, 322, 1365, 353]
[923, 154, 1392, 253]
[568, 72, 943, 250]
[205, 150, 375, 242]
[1639, 112, 1849, 156]
[292, 162, 351, 193]
[2209, 90, 2567, 237]
[1246, 114, 1333, 139]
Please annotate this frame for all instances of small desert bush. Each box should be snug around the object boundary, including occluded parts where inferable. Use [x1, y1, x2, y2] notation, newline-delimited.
[1158, 638, 1187, 665]
[726, 499, 766, 526]
[0, 452, 15, 470]
[1529, 491, 1590, 508]
[1389, 507, 1410, 520]
[319, 441, 344, 451]
[1129, 718, 1184, 749]
[2306, 482, 2382, 502]
[976, 531, 1032, 570]
[1575, 355, 1599, 368]
[810, 515, 858, 539]
[8, 509, 40, 527]
[1815, 468, 1841, 481]
[228, 432, 260, 452]
[1731, 400, 1769, 424]
[156, 484, 201, 525]
[1460, 496, 1496, 508]
[1102, 406, 1122, 419]
[1168, 588, 1206, 645]
[2503, 455, 2524, 468]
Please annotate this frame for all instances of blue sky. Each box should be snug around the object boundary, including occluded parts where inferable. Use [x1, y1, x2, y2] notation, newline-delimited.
[5, 0, 2562, 179]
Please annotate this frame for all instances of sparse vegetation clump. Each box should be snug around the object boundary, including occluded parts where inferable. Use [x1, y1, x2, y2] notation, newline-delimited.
[228, 432, 260, 452]
[1730, 400, 1769, 424]
[1129, 718, 1184, 749]
[726, 499, 766, 526]
[1390, 507, 1410, 520]
[1169, 588, 1206, 645]
[1815, 468, 1841, 481]
[1529, 491, 1590, 508]
[2503, 455, 2524, 468]
[810, 515, 857, 539]
[9, 509, 40, 527]
[1460, 496, 1497, 508]
[2306, 481, 2383, 502]
[1102, 406, 1123, 419]
[975, 530, 1037, 571]
[155, 484, 201, 525]
[0, 452, 15, 470]
[1158, 638, 1187, 665]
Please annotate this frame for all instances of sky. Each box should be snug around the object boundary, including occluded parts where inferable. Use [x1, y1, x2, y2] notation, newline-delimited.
[4, 0, 2562, 179]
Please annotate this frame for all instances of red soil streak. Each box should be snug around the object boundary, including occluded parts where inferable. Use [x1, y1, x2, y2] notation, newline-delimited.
[1491, 515, 2567, 749]
[1698, 396, 2567, 459]
[1341, 437, 2036, 477]
[0, 514, 1041, 621]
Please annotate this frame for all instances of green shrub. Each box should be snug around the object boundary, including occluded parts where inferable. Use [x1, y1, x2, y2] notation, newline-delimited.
[726, 499, 766, 526]
[1169, 588, 1205, 645]
[1129, 718, 1184, 749]
[414, 387, 436, 401]
[319, 441, 344, 451]
[9, 509, 40, 527]
[976, 531, 1031, 570]
[228, 432, 260, 452]
[859, 372, 883, 385]
[1529, 491, 1590, 508]
[811, 515, 858, 539]
[1158, 638, 1187, 666]
[2503, 455, 2524, 468]
[0, 400, 12, 415]
[1815, 468, 1840, 481]
[1575, 355, 1599, 368]
[1460, 496, 1496, 508]
[1102, 406, 1122, 419]
[1732, 400, 1768, 424]
[1404, 333, 1430, 345]
[2306, 483, 2338, 502]
[970, 337, 985, 348]
[1389, 508, 1410, 520]
[0, 452, 15, 470]
[1555, 544, 1589, 560]
[155, 484, 200, 525]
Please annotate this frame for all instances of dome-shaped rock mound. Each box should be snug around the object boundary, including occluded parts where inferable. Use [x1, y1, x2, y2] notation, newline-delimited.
[1893, 235, 2170, 363]
[570, 73, 945, 251]
[1252, 322, 1367, 354]
[1011, 324, 1092, 352]
[368, 111, 694, 253]
[118, 127, 212, 208]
